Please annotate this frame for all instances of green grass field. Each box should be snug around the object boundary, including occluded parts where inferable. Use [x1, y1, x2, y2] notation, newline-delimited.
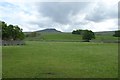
[25, 33, 82, 41]
[2, 41, 118, 78]
[25, 33, 118, 42]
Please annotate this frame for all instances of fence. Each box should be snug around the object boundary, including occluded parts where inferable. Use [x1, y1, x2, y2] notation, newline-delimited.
[1, 40, 25, 46]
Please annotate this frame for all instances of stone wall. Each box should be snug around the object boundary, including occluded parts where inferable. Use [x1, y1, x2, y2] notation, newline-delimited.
[1, 40, 25, 46]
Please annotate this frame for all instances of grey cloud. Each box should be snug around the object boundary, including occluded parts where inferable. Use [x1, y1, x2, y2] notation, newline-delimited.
[85, 3, 118, 22]
[28, 2, 118, 32]
[118, 2, 120, 18]
[37, 2, 90, 24]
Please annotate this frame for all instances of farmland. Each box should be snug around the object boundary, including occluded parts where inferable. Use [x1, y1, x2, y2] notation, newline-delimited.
[1, 1, 119, 79]
[2, 41, 118, 78]
[25, 32, 118, 42]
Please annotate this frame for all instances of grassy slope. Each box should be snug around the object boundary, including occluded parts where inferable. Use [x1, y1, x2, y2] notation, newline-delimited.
[3, 41, 118, 78]
[94, 35, 118, 40]
[25, 32, 118, 42]
[95, 31, 115, 35]
[25, 33, 82, 41]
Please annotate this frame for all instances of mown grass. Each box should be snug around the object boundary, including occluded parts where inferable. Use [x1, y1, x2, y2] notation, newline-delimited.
[2, 41, 118, 78]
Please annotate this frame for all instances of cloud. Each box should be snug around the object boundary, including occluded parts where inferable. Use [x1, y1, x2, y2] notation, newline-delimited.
[37, 2, 91, 24]
[0, 0, 119, 32]
[85, 2, 118, 22]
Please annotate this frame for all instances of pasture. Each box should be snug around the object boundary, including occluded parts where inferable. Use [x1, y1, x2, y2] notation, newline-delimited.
[2, 41, 118, 78]
[25, 32, 118, 42]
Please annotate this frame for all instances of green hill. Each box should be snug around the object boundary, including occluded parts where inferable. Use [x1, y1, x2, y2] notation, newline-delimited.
[24, 29, 119, 42]
[95, 31, 115, 36]
[25, 32, 82, 42]
[25, 31, 118, 43]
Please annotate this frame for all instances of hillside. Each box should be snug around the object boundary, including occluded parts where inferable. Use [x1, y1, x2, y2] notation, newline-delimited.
[24, 29, 118, 42]
[95, 31, 115, 35]
[25, 32, 82, 42]
[25, 33, 118, 42]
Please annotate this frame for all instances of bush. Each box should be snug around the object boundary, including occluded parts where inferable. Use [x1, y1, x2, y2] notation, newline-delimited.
[113, 30, 120, 37]
[82, 30, 95, 42]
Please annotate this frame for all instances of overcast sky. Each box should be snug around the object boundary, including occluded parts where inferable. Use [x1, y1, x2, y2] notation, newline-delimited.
[0, 0, 119, 32]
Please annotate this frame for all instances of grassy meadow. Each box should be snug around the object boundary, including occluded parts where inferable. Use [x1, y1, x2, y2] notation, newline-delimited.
[2, 41, 118, 78]
[25, 33, 82, 41]
[25, 32, 118, 42]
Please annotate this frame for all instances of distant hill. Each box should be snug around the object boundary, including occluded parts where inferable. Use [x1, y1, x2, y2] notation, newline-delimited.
[95, 31, 115, 35]
[36, 28, 62, 33]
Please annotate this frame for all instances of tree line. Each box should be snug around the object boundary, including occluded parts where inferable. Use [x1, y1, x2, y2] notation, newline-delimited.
[1, 21, 119, 42]
[0, 21, 25, 41]
[72, 29, 120, 42]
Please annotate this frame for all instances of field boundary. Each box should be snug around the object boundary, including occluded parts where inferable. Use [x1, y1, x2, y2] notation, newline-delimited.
[1, 40, 25, 46]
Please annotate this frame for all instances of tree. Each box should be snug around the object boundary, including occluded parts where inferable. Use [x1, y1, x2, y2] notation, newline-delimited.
[12, 25, 25, 40]
[2, 21, 9, 40]
[113, 30, 120, 37]
[72, 29, 82, 35]
[82, 30, 95, 42]
[1, 21, 25, 40]
[72, 29, 95, 42]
